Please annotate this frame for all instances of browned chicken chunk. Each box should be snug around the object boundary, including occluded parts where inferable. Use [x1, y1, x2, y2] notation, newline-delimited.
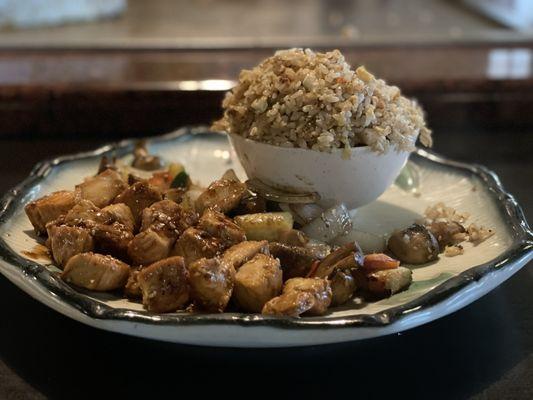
[124, 267, 142, 298]
[75, 169, 127, 208]
[47, 225, 94, 268]
[189, 257, 235, 312]
[128, 228, 175, 266]
[62, 252, 130, 291]
[263, 277, 332, 316]
[101, 203, 135, 232]
[171, 227, 224, 265]
[62, 199, 107, 227]
[91, 222, 133, 260]
[137, 256, 189, 313]
[113, 182, 162, 228]
[195, 179, 247, 214]
[222, 240, 269, 270]
[198, 209, 246, 247]
[233, 253, 283, 312]
[141, 200, 198, 237]
[25, 190, 76, 235]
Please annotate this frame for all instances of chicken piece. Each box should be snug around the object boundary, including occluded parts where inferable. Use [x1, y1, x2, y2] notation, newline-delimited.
[63, 199, 107, 227]
[171, 227, 224, 265]
[262, 290, 315, 317]
[101, 203, 135, 232]
[91, 222, 133, 260]
[113, 182, 162, 228]
[189, 257, 235, 312]
[75, 169, 128, 208]
[427, 221, 466, 249]
[233, 253, 282, 312]
[268, 242, 324, 279]
[387, 224, 439, 264]
[222, 240, 269, 270]
[353, 266, 412, 298]
[25, 190, 76, 235]
[137, 256, 190, 313]
[262, 277, 332, 316]
[47, 225, 94, 269]
[62, 252, 130, 291]
[282, 277, 332, 315]
[128, 229, 175, 266]
[195, 179, 247, 214]
[124, 267, 142, 298]
[141, 200, 198, 237]
[198, 209, 246, 247]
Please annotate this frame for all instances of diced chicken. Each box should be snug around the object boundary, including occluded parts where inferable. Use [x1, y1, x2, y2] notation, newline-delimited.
[124, 267, 142, 298]
[262, 277, 332, 317]
[101, 203, 135, 232]
[171, 227, 224, 265]
[62, 252, 130, 291]
[188, 257, 235, 312]
[198, 209, 246, 247]
[113, 182, 162, 228]
[91, 222, 133, 260]
[47, 225, 94, 268]
[128, 228, 175, 266]
[25, 190, 76, 235]
[137, 256, 190, 313]
[141, 200, 198, 237]
[63, 199, 105, 226]
[75, 169, 128, 208]
[222, 240, 269, 270]
[233, 253, 282, 312]
[195, 179, 247, 214]
[353, 266, 412, 297]
[268, 242, 324, 279]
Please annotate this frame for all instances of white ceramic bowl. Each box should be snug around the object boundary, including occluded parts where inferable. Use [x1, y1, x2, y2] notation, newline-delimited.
[228, 133, 414, 209]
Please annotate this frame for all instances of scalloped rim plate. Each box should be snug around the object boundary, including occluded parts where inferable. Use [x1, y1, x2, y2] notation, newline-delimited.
[0, 127, 531, 347]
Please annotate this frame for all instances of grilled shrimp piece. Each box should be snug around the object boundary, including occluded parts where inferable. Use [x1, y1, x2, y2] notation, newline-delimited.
[233, 253, 282, 312]
[195, 179, 247, 214]
[353, 266, 412, 298]
[62, 252, 130, 291]
[75, 169, 128, 208]
[222, 240, 269, 270]
[141, 199, 198, 237]
[268, 242, 324, 279]
[171, 227, 224, 265]
[48, 225, 94, 268]
[25, 190, 76, 235]
[198, 209, 246, 247]
[91, 222, 133, 260]
[137, 256, 190, 313]
[263, 277, 332, 316]
[128, 228, 175, 266]
[113, 182, 162, 228]
[101, 203, 135, 232]
[189, 258, 235, 312]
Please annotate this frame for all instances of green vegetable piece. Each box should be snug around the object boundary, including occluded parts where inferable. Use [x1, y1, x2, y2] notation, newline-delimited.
[171, 171, 190, 188]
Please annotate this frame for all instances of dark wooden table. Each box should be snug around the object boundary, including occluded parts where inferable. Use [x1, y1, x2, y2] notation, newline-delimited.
[0, 125, 531, 400]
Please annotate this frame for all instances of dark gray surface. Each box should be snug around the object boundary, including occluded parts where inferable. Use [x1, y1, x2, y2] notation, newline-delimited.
[0, 128, 531, 399]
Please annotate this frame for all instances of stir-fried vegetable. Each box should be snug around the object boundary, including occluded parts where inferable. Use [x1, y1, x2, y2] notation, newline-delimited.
[234, 212, 293, 241]
[301, 203, 352, 243]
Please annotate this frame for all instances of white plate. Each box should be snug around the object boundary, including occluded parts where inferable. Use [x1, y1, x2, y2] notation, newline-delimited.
[0, 127, 531, 347]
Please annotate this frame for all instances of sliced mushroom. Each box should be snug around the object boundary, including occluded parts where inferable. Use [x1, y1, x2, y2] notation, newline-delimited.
[62, 252, 130, 291]
[25, 190, 76, 235]
[137, 256, 189, 313]
[75, 169, 128, 208]
[195, 179, 247, 214]
[188, 257, 235, 312]
[268, 242, 324, 279]
[329, 269, 356, 306]
[132, 141, 163, 171]
[233, 253, 283, 312]
[387, 223, 439, 264]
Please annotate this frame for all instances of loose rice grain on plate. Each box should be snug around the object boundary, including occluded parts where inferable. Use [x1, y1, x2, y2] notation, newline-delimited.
[212, 48, 432, 154]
